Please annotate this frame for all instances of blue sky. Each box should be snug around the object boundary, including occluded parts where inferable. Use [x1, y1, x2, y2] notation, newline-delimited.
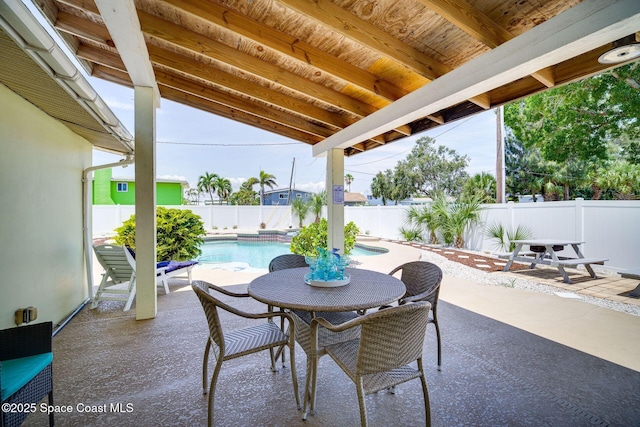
[24, 0, 499, 196]
[90, 77, 500, 196]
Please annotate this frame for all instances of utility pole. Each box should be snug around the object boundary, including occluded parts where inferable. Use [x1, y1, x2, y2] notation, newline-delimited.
[287, 158, 295, 205]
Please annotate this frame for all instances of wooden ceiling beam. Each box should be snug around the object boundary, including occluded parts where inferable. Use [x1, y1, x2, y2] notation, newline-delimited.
[155, 71, 336, 138]
[277, 0, 491, 110]
[159, 86, 323, 144]
[394, 125, 412, 136]
[418, 0, 513, 48]
[421, 0, 556, 87]
[58, 0, 420, 132]
[161, 0, 408, 102]
[137, 11, 379, 118]
[147, 44, 356, 128]
[90, 64, 324, 143]
[278, 0, 449, 79]
[312, 0, 640, 155]
[58, 9, 414, 139]
[140, 11, 418, 137]
[92, 63, 135, 86]
[71, 36, 355, 131]
[489, 46, 627, 106]
[57, 0, 100, 15]
[55, 10, 111, 45]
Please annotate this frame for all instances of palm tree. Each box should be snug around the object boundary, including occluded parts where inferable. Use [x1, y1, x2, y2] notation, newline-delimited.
[185, 188, 200, 205]
[461, 172, 496, 203]
[344, 174, 354, 192]
[444, 196, 484, 248]
[197, 172, 218, 205]
[310, 191, 326, 223]
[406, 204, 440, 244]
[529, 177, 544, 202]
[430, 194, 454, 246]
[291, 198, 310, 228]
[258, 170, 277, 205]
[215, 177, 232, 205]
[242, 177, 259, 191]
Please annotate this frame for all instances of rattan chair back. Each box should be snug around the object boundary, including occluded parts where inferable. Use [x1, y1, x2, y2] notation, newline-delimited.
[389, 261, 443, 369]
[357, 302, 430, 375]
[268, 254, 308, 272]
[389, 261, 442, 305]
[314, 302, 433, 426]
[191, 280, 300, 426]
[192, 281, 226, 357]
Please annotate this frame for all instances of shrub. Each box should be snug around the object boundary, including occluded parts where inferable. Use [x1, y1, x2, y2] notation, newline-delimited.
[399, 226, 424, 242]
[485, 222, 533, 252]
[114, 207, 206, 261]
[290, 218, 360, 256]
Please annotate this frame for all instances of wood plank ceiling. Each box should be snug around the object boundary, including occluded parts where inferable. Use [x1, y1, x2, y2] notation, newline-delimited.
[32, 0, 635, 155]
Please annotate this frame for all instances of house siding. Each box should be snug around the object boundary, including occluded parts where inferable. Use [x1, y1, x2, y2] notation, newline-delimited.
[109, 181, 183, 205]
[0, 84, 90, 329]
[92, 171, 184, 205]
[263, 189, 311, 205]
[93, 168, 115, 205]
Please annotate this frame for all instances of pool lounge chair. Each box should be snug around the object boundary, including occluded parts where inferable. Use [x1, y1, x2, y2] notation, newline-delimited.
[92, 244, 198, 311]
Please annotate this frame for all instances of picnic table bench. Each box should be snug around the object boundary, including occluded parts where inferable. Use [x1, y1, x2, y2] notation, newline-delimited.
[621, 268, 640, 298]
[503, 239, 608, 284]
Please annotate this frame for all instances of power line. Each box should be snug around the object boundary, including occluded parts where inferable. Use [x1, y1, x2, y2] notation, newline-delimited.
[157, 140, 301, 147]
[346, 116, 476, 167]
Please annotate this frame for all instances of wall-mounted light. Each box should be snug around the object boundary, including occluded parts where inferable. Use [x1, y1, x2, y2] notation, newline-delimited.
[598, 34, 640, 64]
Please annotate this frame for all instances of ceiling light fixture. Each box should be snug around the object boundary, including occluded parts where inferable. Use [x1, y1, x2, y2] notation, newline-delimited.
[598, 34, 640, 64]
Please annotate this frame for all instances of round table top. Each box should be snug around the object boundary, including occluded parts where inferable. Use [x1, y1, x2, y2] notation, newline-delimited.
[248, 267, 406, 312]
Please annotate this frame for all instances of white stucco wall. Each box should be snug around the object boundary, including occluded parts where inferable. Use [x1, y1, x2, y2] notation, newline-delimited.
[0, 84, 92, 329]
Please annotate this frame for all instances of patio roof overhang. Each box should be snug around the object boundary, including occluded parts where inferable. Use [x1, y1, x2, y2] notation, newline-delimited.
[28, 0, 640, 157]
[0, 0, 133, 155]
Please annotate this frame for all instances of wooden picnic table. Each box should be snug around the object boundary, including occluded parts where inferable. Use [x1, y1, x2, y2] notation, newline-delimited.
[503, 239, 608, 284]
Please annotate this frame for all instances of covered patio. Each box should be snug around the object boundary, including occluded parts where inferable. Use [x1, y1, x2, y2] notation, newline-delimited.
[3, 0, 638, 321]
[1, 1, 640, 425]
[22, 242, 640, 426]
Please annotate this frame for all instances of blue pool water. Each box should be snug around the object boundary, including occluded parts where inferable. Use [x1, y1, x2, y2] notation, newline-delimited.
[197, 241, 381, 269]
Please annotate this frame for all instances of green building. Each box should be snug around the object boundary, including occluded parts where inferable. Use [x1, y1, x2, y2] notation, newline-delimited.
[92, 168, 188, 205]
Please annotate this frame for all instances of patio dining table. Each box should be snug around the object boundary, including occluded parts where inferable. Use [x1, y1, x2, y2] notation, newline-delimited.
[248, 266, 406, 418]
[248, 267, 406, 314]
[503, 239, 608, 284]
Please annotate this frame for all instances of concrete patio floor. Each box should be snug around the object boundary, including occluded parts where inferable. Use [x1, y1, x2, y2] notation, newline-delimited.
[23, 241, 640, 426]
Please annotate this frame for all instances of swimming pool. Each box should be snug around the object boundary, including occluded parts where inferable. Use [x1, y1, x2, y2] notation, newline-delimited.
[197, 241, 383, 269]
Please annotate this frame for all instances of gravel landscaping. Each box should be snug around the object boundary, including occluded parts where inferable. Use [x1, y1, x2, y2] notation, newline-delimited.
[418, 248, 640, 317]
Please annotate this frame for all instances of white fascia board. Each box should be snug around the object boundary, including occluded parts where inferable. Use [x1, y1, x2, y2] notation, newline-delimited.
[95, 0, 160, 107]
[313, 0, 640, 157]
[0, 0, 134, 152]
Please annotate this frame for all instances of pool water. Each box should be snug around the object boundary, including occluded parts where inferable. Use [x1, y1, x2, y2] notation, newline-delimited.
[198, 241, 380, 269]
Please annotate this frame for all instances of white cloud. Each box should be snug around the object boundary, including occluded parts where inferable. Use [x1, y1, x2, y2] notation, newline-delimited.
[103, 97, 134, 111]
[228, 177, 248, 191]
[295, 181, 325, 193]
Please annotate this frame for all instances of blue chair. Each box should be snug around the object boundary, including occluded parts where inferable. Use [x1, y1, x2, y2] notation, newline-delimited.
[0, 321, 54, 427]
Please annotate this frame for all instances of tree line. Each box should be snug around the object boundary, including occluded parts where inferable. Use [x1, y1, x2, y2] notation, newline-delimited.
[186, 170, 277, 206]
[369, 62, 639, 204]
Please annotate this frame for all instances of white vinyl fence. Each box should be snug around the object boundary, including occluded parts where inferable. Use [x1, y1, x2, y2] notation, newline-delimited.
[93, 199, 640, 271]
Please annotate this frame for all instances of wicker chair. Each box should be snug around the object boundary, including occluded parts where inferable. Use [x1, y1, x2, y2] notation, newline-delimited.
[389, 261, 443, 370]
[268, 254, 361, 408]
[192, 281, 300, 426]
[0, 321, 54, 427]
[268, 254, 360, 333]
[268, 254, 309, 272]
[308, 302, 432, 426]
